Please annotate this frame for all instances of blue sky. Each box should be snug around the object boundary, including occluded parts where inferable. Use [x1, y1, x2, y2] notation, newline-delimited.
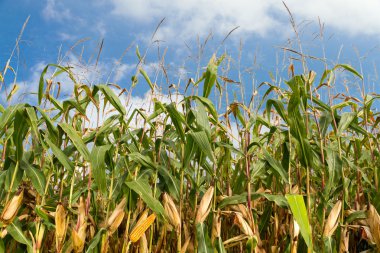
[1, 0, 380, 106]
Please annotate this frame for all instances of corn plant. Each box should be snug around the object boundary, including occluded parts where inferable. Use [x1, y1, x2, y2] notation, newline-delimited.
[0, 51, 379, 253]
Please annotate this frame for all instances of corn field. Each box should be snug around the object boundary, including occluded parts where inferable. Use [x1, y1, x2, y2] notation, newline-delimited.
[0, 51, 380, 253]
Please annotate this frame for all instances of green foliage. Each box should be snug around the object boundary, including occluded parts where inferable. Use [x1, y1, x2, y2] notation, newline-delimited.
[0, 58, 378, 253]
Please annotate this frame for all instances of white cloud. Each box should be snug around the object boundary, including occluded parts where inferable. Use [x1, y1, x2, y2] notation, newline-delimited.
[109, 0, 380, 42]
[112, 63, 136, 83]
[282, 0, 380, 37]
[110, 0, 282, 41]
[1, 55, 183, 132]
[58, 32, 78, 42]
[95, 22, 107, 37]
[42, 0, 73, 22]
[0, 62, 47, 105]
[85, 90, 184, 131]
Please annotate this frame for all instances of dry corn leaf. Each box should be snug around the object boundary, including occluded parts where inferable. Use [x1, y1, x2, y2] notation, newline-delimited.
[366, 204, 380, 246]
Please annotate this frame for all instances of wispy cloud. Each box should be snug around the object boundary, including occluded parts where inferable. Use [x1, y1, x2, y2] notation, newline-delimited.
[42, 0, 73, 22]
[110, 0, 283, 41]
[108, 0, 380, 42]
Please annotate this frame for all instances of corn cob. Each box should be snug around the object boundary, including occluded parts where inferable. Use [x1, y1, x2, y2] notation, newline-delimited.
[129, 213, 156, 243]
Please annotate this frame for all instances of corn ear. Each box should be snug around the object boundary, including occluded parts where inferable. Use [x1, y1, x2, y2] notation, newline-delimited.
[35, 222, 45, 251]
[234, 212, 254, 237]
[212, 210, 221, 243]
[339, 226, 349, 252]
[139, 233, 148, 253]
[129, 213, 156, 243]
[323, 200, 342, 237]
[162, 193, 181, 231]
[366, 204, 380, 246]
[1, 190, 23, 225]
[72, 197, 87, 252]
[107, 198, 126, 235]
[195, 186, 214, 224]
[134, 209, 149, 230]
[55, 204, 67, 253]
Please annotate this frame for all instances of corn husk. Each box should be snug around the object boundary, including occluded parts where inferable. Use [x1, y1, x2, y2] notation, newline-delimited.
[72, 197, 87, 252]
[195, 186, 214, 224]
[323, 200, 342, 237]
[366, 204, 380, 246]
[162, 193, 181, 231]
[234, 212, 254, 237]
[339, 226, 349, 253]
[1, 191, 23, 225]
[107, 198, 126, 235]
[55, 204, 67, 253]
[139, 233, 148, 253]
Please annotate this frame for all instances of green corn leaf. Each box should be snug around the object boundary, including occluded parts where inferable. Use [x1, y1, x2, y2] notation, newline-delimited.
[189, 130, 215, 163]
[203, 54, 218, 98]
[337, 112, 356, 136]
[192, 101, 211, 137]
[262, 150, 289, 184]
[0, 104, 25, 136]
[186, 96, 219, 124]
[334, 64, 363, 80]
[59, 123, 91, 161]
[216, 236, 226, 253]
[20, 160, 46, 196]
[94, 84, 126, 115]
[129, 152, 156, 169]
[44, 137, 74, 173]
[246, 237, 257, 253]
[91, 145, 111, 195]
[0, 238, 4, 253]
[326, 148, 342, 192]
[196, 223, 213, 253]
[38, 64, 77, 105]
[125, 179, 166, 219]
[157, 165, 180, 201]
[286, 194, 312, 250]
[63, 99, 86, 116]
[25, 107, 40, 141]
[86, 228, 106, 253]
[7, 220, 33, 250]
[13, 110, 29, 162]
[36, 107, 58, 140]
[139, 69, 155, 90]
[166, 103, 186, 142]
[319, 110, 332, 138]
[218, 193, 288, 209]
[266, 99, 288, 123]
[38, 64, 49, 105]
